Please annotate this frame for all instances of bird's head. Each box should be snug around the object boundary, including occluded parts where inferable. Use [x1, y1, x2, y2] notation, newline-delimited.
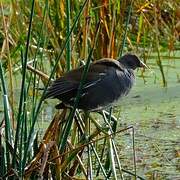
[119, 54, 147, 70]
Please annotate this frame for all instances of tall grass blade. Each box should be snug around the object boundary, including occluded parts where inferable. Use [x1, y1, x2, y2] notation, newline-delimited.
[137, 12, 143, 44]
[59, 20, 101, 153]
[1, 3, 15, 127]
[22, 0, 90, 172]
[154, 3, 166, 86]
[0, 134, 6, 176]
[90, 144, 107, 178]
[118, 0, 133, 57]
[66, 0, 71, 71]
[0, 61, 12, 169]
[12, 0, 35, 171]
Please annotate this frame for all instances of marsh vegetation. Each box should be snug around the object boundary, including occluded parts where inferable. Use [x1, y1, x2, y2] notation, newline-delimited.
[0, 0, 180, 179]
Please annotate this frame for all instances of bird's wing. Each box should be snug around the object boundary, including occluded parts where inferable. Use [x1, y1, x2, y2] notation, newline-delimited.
[44, 77, 79, 99]
[45, 59, 124, 99]
[64, 58, 124, 81]
[44, 64, 105, 99]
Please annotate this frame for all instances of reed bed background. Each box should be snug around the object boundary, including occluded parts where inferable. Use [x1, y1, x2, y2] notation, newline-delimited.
[0, 0, 179, 179]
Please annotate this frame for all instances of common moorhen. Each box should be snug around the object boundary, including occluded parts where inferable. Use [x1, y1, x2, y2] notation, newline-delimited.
[44, 54, 146, 111]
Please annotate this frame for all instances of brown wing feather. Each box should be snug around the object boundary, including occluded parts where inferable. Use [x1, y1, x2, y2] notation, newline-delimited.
[94, 58, 124, 70]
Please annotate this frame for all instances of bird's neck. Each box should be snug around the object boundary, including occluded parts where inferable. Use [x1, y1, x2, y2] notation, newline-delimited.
[119, 61, 132, 70]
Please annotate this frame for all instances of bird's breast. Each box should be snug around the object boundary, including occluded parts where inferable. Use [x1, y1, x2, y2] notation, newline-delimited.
[114, 68, 135, 98]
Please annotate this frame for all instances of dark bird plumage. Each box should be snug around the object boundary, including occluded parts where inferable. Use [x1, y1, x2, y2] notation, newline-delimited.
[44, 54, 146, 111]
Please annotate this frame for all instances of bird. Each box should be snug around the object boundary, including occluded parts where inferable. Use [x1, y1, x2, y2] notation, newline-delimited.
[44, 54, 147, 111]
